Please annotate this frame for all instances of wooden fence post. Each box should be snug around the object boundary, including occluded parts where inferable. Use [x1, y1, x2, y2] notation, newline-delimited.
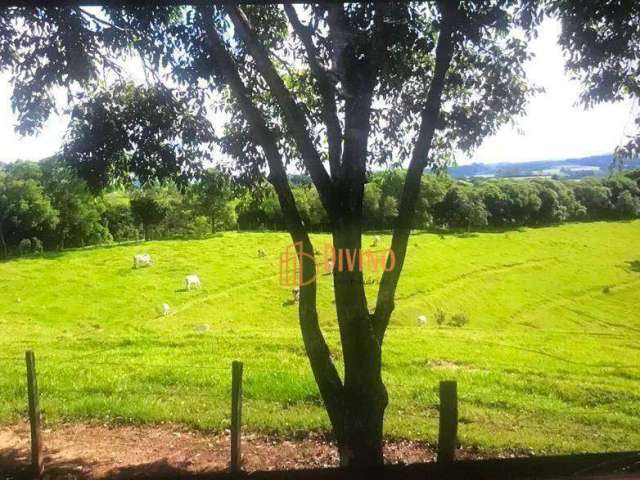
[230, 361, 244, 473]
[438, 380, 458, 463]
[25, 350, 43, 477]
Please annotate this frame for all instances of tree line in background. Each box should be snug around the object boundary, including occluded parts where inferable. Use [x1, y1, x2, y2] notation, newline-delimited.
[240, 169, 640, 231]
[1, 158, 639, 259]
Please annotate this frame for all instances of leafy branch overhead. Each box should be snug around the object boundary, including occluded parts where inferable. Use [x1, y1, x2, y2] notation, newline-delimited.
[63, 83, 215, 190]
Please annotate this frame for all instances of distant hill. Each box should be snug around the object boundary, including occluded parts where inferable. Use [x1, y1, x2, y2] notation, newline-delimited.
[449, 154, 640, 179]
[282, 153, 640, 183]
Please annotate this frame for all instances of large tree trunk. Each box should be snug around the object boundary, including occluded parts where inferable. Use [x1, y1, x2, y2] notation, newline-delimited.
[331, 224, 388, 466]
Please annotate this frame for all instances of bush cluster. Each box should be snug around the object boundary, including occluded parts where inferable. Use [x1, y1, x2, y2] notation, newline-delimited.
[0, 159, 235, 258]
[2, 158, 639, 259]
[234, 169, 640, 231]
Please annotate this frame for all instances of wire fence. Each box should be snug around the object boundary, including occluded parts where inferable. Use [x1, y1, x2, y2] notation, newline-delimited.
[1, 350, 638, 420]
[3, 345, 640, 478]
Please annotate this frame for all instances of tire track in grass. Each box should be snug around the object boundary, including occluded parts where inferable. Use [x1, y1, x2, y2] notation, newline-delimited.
[136, 242, 289, 322]
[163, 254, 335, 320]
[415, 256, 560, 297]
[166, 271, 280, 318]
[391, 256, 560, 315]
[508, 277, 640, 331]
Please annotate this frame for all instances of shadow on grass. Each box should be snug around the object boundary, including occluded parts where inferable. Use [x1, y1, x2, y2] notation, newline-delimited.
[0, 446, 98, 480]
[626, 260, 640, 272]
[0, 233, 230, 265]
[2, 219, 637, 265]
[4, 448, 640, 480]
[105, 460, 206, 480]
[0, 445, 206, 479]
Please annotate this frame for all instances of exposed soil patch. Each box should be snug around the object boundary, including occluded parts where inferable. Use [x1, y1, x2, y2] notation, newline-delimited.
[425, 359, 481, 372]
[0, 422, 470, 479]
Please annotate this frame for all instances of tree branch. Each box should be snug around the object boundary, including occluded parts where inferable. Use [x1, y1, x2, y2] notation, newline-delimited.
[333, 4, 389, 228]
[79, 7, 127, 32]
[373, 0, 460, 342]
[196, 6, 345, 432]
[284, 4, 342, 180]
[224, 5, 338, 220]
[324, 5, 350, 87]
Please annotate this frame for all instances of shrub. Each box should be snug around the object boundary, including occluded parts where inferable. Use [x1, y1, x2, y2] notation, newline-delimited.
[18, 238, 31, 256]
[31, 237, 43, 254]
[188, 215, 211, 238]
[434, 309, 446, 326]
[449, 312, 469, 327]
[17, 237, 43, 256]
[603, 285, 611, 294]
[615, 191, 640, 218]
[103, 203, 141, 242]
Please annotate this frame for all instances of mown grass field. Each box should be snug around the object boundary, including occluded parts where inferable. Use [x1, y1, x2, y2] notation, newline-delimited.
[0, 221, 639, 454]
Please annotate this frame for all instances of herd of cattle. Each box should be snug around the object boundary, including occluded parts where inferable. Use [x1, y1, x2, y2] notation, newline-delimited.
[132, 237, 430, 326]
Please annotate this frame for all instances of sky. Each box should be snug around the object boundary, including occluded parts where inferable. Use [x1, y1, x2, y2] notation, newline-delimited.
[0, 18, 634, 166]
[469, 19, 635, 164]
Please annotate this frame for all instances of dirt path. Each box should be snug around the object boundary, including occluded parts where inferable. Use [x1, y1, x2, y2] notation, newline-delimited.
[0, 422, 445, 479]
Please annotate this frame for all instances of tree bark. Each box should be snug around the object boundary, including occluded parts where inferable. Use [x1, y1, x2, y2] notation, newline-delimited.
[332, 224, 387, 466]
[210, 5, 389, 466]
[284, 5, 343, 180]
[323, 7, 390, 463]
[226, 5, 339, 219]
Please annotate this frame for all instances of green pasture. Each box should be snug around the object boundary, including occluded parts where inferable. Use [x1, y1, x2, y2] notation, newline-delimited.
[0, 221, 639, 453]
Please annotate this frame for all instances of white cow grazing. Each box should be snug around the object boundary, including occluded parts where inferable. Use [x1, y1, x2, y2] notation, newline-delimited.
[133, 254, 152, 269]
[371, 235, 381, 247]
[185, 274, 201, 291]
[417, 315, 428, 326]
[292, 287, 300, 303]
[162, 304, 171, 317]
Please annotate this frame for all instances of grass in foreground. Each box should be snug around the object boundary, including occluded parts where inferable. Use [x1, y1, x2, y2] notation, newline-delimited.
[0, 221, 639, 454]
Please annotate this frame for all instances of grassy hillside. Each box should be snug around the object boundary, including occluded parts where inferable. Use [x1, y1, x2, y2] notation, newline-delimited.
[0, 221, 639, 453]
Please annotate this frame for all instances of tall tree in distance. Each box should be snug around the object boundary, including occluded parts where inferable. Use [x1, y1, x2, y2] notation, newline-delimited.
[40, 157, 110, 249]
[130, 187, 169, 241]
[191, 168, 235, 233]
[0, 170, 58, 258]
